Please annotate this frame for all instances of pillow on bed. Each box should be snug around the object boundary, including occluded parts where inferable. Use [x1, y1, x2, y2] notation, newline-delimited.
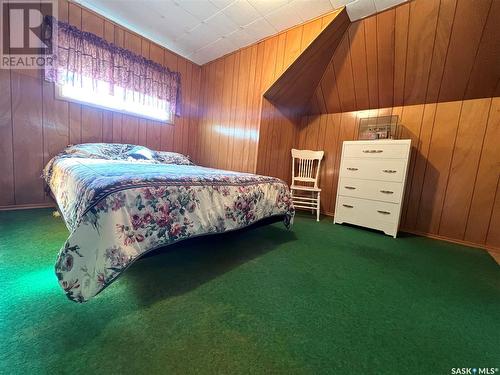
[154, 151, 194, 165]
[63, 143, 127, 160]
[124, 146, 155, 160]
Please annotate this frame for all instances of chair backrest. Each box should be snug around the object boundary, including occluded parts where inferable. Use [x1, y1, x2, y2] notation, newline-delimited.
[291, 149, 324, 188]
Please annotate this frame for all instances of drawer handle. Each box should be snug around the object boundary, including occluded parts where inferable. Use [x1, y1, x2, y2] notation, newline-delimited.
[362, 149, 383, 153]
[344, 186, 356, 190]
[377, 210, 391, 215]
[343, 204, 354, 208]
[380, 190, 394, 194]
[347, 167, 358, 171]
[382, 169, 397, 174]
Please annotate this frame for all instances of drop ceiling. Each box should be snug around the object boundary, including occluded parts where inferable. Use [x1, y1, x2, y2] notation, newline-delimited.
[75, 0, 406, 66]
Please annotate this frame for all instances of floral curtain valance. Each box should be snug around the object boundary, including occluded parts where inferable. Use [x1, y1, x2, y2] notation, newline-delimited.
[43, 17, 181, 117]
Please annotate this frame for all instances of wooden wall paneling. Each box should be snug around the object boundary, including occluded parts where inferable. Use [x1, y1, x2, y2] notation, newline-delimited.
[80, 9, 104, 143]
[376, 8, 395, 109]
[181, 62, 193, 156]
[321, 113, 341, 214]
[332, 33, 356, 112]
[11, 71, 44, 204]
[216, 54, 235, 170]
[260, 38, 279, 94]
[255, 98, 271, 175]
[439, 98, 491, 238]
[396, 104, 425, 227]
[68, 2, 82, 145]
[403, 0, 439, 106]
[464, 98, 500, 244]
[282, 26, 303, 71]
[186, 64, 201, 160]
[301, 18, 322, 52]
[211, 59, 225, 168]
[0, 50, 14, 205]
[393, 2, 409, 107]
[321, 63, 341, 113]
[464, 0, 500, 100]
[438, 0, 492, 102]
[173, 57, 187, 153]
[486, 177, 500, 249]
[348, 21, 369, 110]
[274, 33, 287, 80]
[227, 53, 241, 170]
[233, 47, 252, 172]
[425, 0, 457, 103]
[415, 100, 462, 234]
[403, 103, 437, 229]
[248, 43, 266, 172]
[42, 78, 68, 165]
[242, 45, 259, 172]
[363, 14, 379, 109]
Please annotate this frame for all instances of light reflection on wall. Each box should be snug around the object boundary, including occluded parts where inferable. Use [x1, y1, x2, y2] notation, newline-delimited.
[213, 125, 259, 141]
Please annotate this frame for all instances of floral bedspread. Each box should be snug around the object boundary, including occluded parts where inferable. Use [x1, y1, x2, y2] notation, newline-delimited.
[43, 145, 294, 303]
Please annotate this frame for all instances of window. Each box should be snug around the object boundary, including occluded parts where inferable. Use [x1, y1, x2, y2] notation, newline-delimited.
[56, 72, 173, 123]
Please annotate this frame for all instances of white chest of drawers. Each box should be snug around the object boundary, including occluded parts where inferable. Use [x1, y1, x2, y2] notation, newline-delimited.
[333, 140, 411, 237]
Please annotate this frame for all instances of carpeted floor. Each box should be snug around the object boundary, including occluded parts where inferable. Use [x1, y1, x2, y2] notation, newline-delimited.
[0, 208, 499, 374]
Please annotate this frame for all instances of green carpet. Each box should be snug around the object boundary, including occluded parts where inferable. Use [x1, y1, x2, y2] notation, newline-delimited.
[0, 209, 499, 374]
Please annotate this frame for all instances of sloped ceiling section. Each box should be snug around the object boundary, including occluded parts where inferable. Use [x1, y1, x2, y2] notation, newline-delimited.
[308, 0, 500, 115]
[263, 8, 350, 115]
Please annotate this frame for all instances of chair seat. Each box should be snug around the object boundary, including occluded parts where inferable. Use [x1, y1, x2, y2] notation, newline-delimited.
[291, 185, 321, 192]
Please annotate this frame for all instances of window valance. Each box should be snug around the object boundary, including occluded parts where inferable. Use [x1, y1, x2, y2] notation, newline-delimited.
[43, 16, 181, 118]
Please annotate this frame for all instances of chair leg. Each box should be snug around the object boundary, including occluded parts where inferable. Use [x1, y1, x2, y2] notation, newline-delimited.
[316, 192, 320, 222]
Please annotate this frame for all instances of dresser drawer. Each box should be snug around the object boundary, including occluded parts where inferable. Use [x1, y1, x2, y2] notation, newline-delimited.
[338, 177, 404, 203]
[340, 158, 407, 182]
[343, 142, 409, 159]
[336, 196, 400, 225]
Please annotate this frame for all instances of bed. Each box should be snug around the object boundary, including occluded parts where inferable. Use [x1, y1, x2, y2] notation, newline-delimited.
[43, 143, 295, 303]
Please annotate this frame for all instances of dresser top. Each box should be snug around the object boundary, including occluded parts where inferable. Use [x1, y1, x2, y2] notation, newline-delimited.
[343, 139, 411, 145]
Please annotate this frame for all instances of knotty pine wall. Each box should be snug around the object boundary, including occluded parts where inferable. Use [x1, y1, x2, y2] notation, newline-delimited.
[193, 10, 340, 174]
[0, 0, 201, 209]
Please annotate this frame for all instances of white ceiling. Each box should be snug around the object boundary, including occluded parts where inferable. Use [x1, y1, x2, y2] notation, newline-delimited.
[75, 0, 406, 65]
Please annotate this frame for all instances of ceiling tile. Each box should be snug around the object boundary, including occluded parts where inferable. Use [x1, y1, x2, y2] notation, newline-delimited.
[247, 0, 289, 15]
[205, 11, 240, 36]
[374, 0, 407, 12]
[179, 0, 222, 21]
[209, 0, 235, 10]
[243, 17, 277, 41]
[265, 2, 303, 31]
[78, 0, 364, 65]
[346, 0, 376, 20]
[223, 0, 261, 26]
[329, 0, 355, 9]
[290, 0, 333, 21]
[156, 1, 201, 31]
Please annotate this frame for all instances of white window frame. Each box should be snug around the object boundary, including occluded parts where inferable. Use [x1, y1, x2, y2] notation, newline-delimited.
[55, 77, 174, 124]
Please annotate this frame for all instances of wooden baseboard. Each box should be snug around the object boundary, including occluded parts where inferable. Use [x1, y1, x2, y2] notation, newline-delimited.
[317, 209, 500, 254]
[400, 228, 500, 254]
[0, 203, 55, 211]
